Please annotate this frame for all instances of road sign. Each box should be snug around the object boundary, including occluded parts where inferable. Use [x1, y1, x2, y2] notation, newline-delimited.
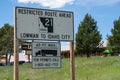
[21, 42, 31, 50]
[15, 6, 74, 41]
[32, 42, 61, 68]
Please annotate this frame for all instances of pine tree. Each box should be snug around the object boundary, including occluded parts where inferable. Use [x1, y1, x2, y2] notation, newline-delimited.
[0, 24, 13, 54]
[0, 24, 13, 65]
[108, 17, 120, 50]
[76, 13, 102, 57]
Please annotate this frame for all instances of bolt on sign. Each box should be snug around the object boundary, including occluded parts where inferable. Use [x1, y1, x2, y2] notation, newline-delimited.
[32, 42, 61, 68]
[15, 6, 74, 41]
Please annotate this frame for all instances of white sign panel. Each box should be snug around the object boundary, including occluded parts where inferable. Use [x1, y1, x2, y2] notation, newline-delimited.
[15, 6, 74, 41]
[32, 42, 61, 68]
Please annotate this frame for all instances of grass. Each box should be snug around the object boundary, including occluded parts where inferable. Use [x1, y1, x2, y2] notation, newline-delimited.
[0, 56, 120, 80]
[75, 56, 120, 80]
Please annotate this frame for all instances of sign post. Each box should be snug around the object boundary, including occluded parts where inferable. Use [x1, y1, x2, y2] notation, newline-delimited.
[14, 7, 19, 80]
[70, 42, 75, 80]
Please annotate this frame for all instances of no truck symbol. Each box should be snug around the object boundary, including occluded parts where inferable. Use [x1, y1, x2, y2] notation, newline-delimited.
[38, 17, 53, 33]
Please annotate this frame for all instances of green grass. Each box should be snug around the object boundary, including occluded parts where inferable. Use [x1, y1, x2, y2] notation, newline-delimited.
[75, 56, 120, 80]
[0, 56, 120, 80]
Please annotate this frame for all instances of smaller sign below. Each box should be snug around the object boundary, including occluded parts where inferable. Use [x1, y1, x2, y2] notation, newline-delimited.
[32, 42, 61, 68]
[21, 42, 31, 50]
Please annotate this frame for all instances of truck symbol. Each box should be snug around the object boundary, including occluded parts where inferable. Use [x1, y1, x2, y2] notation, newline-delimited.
[35, 50, 57, 56]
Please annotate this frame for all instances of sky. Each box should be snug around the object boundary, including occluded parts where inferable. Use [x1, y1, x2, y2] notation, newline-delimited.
[0, 0, 120, 41]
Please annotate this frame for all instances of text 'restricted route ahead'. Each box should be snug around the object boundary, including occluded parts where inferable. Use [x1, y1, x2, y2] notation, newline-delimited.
[15, 7, 74, 41]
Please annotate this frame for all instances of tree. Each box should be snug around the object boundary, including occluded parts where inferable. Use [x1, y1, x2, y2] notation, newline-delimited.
[0, 24, 28, 65]
[76, 13, 102, 58]
[0, 24, 13, 65]
[107, 17, 120, 51]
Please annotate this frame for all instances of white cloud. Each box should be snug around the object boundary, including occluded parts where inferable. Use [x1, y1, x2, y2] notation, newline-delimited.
[75, 0, 120, 6]
[17, 0, 74, 8]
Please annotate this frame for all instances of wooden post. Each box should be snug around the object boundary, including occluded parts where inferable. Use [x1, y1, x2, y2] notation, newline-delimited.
[70, 42, 75, 80]
[14, 7, 19, 80]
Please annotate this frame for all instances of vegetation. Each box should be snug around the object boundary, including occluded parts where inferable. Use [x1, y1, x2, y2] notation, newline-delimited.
[76, 13, 102, 57]
[0, 23, 27, 65]
[0, 24, 13, 65]
[107, 17, 120, 54]
[0, 24, 13, 55]
[0, 57, 120, 80]
[104, 17, 120, 55]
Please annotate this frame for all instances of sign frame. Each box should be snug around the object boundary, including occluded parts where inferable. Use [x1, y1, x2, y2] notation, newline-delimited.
[15, 6, 74, 41]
